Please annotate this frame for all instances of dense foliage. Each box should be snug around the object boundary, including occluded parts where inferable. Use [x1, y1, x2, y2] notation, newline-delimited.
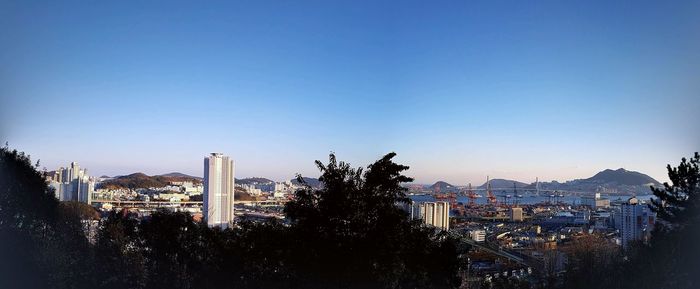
[283, 153, 460, 288]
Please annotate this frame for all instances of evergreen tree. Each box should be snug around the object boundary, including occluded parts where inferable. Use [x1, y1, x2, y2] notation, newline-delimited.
[93, 210, 146, 289]
[284, 152, 459, 289]
[0, 145, 95, 289]
[649, 152, 700, 230]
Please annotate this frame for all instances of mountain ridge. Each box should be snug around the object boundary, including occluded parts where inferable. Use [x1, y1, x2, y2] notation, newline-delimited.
[477, 179, 529, 190]
[98, 172, 202, 190]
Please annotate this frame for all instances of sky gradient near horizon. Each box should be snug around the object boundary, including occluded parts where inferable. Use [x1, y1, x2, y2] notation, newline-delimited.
[1, 1, 699, 184]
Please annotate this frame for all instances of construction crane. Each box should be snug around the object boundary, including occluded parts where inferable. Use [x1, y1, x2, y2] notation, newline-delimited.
[513, 182, 521, 207]
[467, 183, 477, 207]
[500, 191, 509, 206]
[486, 176, 498, 205]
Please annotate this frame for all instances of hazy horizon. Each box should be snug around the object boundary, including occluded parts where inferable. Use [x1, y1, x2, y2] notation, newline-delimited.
[2, 1, 699, 185]
[21, 151, 674, 186]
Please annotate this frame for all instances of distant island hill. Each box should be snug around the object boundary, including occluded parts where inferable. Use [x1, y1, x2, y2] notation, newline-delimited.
[424, 168, 661, 195]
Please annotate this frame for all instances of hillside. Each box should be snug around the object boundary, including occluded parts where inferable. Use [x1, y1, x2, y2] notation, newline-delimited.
[478, 179, 529, 190]
[585, 168, 661, 186]
[291, 177, 322, 189]
[159, 172, 202, 180]
[237, 177, 274, 185]
[527, 168, 662, 194]
[98, 172, 202, 190]
[430, 181, 456, 192]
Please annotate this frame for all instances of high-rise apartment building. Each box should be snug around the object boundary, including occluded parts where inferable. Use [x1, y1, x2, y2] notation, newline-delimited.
[403, 201, 450, 231]
[47, 162, 94, 204]
[581, 193, 611, 209]
[620, 197, 655, 248]
[203, 153, 235, 228]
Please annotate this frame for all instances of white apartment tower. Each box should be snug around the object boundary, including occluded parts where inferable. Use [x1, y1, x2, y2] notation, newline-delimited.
[47, 162, 94, 204]
[403, 201, 450, 231]
[203, 153, 235, 228]
[620, 197, 656, 248]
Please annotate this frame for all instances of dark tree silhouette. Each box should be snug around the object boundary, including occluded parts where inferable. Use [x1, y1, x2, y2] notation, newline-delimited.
[0, 146, 59, 232]
[93, 210, 146, 289]
[649, 152, 699, 230]
[284, 152, 459, 289]
[0, 146, 58, 288]
[139, 210, 207, 289]
[0, 146, 95, 289]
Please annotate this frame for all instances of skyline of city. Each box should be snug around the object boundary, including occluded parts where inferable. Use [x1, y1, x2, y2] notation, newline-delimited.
[3, 1, 699, 184]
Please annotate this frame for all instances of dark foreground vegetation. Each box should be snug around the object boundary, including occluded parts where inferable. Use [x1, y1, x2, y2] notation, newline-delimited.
[1, 145, 698, 289]
[0, 147, 458, 289]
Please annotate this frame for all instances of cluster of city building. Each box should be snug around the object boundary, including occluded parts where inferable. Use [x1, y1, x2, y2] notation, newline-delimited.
[240, 181, 300, 199]
[45, 162, 96, 204]
[448, 193, 656, 280]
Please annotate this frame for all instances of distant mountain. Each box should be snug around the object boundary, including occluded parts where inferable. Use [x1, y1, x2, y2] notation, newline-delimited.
[478, 179, 529, 190]
[585, 168, 661, 186]
[237, 177, 274, 185]
[530, 168, 661, 195]
[159, 172, 202, 180]
[430, 181, 456, 193]
[291, 177, 322, 189]
[98, 172, 202, 190]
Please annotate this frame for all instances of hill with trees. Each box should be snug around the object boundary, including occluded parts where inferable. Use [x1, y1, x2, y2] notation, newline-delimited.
[430, 181, 456, 192]
[98, 172, 202, 190]
[478, 179, 529, 190]
[236, 177, 274, 185]
[585, 168, 661, 186]
[158, 172, 202, 179]
[523, 168, 662, 194]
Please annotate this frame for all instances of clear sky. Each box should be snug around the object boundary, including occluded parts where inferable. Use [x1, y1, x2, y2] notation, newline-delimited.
[1, 1, 698, 184]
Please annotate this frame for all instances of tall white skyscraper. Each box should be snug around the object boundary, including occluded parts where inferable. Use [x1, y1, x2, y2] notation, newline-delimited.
[203, 153, 235, 228]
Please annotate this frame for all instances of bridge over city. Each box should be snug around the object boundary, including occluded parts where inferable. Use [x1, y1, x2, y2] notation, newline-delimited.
[454, 232, 544, 274]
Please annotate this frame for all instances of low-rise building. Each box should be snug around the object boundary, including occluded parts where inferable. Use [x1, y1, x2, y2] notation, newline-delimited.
[469, 229, 486, 242]
[581, 193, 610, 209]
[510, 207, 524, 222]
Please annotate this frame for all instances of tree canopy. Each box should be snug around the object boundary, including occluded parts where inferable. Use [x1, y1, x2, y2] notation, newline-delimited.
[284, 152, 459, 288]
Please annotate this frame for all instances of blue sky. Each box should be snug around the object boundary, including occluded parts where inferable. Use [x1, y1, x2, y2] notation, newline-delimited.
[1, 1, 698, 184]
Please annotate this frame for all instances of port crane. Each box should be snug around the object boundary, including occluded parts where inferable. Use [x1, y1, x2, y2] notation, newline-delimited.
[466, 183, 478, 207]
[486, 176, 498, 205]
